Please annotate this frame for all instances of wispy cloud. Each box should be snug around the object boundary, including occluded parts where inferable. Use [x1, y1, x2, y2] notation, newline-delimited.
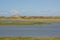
[0, 10, 60, 16]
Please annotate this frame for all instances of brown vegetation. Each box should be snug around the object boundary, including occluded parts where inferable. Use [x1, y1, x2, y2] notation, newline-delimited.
[0, 16, 60, 22]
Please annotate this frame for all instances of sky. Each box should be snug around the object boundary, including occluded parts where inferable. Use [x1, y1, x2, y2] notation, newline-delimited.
[0, 0, 60, 16]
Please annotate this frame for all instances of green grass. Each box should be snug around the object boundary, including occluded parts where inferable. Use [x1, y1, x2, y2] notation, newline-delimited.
[0, 22, 47, 25]
[0, 37, 60, 40]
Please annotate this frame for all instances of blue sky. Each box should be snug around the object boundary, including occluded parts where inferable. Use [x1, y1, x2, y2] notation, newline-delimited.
[0, 0, 60, 16]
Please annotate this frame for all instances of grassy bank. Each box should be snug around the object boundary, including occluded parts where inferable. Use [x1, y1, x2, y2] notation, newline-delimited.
[0, 22, 47, 25]
[1, 19, 60, 22]
[0, 37, 60, 40]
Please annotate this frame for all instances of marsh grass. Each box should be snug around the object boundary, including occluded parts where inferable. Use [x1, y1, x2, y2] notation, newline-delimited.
[0, 22, 47, 25]
[0, 37, 60, 40]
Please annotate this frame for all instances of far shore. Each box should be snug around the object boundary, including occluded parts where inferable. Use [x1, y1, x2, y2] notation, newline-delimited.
[0, 16, 60, 22]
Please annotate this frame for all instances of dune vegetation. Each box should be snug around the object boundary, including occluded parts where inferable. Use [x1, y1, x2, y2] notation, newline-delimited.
[0, 16, 60, 22]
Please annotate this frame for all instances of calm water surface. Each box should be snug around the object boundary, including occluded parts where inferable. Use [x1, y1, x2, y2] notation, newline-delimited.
[0, 22, 60, 37]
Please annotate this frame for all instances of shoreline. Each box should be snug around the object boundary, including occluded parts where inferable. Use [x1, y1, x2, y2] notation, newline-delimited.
[0, 19, 60, 22]
[0, 22, 47, 25]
